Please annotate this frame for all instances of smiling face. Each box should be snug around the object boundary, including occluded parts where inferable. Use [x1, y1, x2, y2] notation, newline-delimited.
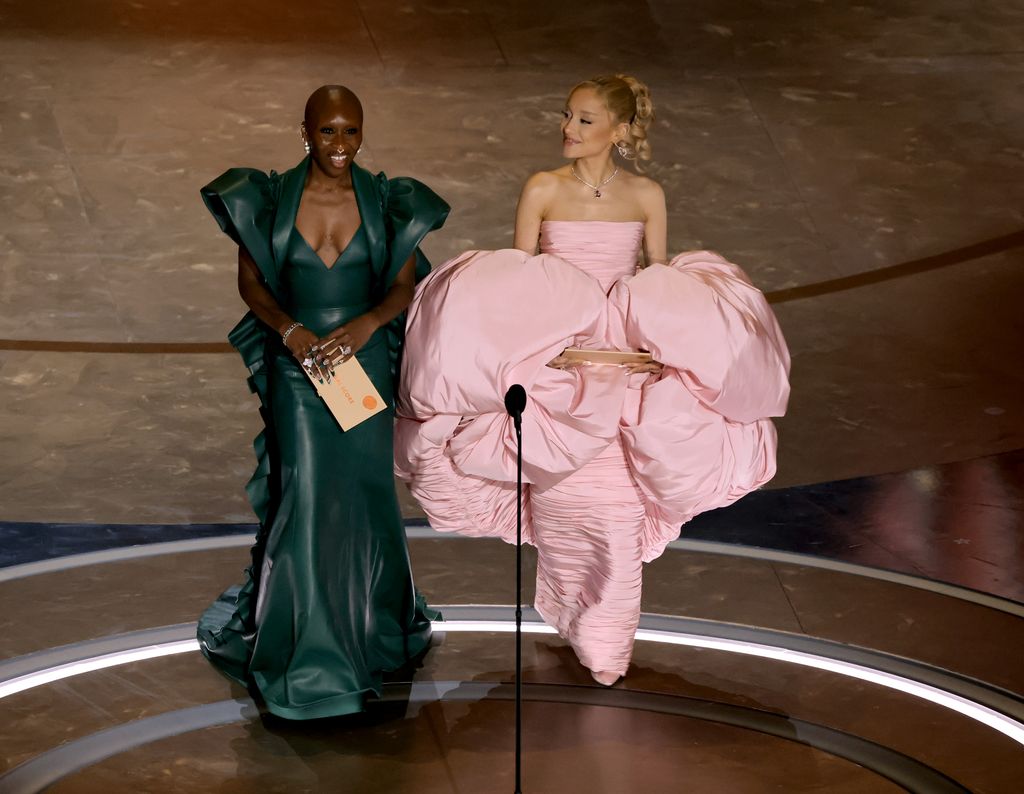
[301, 86, 364, 179]
[560, 86, 628, 159]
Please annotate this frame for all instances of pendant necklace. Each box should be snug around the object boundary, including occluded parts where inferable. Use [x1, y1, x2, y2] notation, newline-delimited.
[570, 164, 620, 198]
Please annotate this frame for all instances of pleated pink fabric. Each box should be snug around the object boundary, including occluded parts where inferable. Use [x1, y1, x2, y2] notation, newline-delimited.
[395, 221, 790, 675]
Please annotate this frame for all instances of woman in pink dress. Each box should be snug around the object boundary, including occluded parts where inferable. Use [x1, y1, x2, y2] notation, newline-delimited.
[395, 75, 791, 686]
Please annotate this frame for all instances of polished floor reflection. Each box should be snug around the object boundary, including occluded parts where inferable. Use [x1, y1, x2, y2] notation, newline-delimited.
[684, 448, 1024, 601]
[2, 513, 1023, 792]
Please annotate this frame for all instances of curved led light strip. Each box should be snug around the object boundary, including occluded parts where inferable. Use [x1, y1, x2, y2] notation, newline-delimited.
[4, 533, 1022, 622]
[2, 620, 1022, 748]
[0, 640, 200, 699]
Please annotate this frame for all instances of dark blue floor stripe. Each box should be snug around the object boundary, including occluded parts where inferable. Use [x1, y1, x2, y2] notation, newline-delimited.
[2, 448, 1022, 602]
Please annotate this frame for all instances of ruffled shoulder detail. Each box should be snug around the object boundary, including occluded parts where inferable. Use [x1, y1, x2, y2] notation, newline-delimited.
[354, 167, 449, 380]
[377, 173, 450, 287]
[200, 168, 283, 296]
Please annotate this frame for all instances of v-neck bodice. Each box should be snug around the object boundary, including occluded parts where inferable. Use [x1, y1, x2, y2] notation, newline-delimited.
[282, 223, 375, 334]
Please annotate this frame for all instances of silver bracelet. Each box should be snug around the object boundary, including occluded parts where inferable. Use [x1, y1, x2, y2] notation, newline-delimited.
[281, 322, 302, 344]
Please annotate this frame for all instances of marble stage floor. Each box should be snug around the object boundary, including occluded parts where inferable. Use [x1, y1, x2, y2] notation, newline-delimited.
[2, 0, 1024, 791]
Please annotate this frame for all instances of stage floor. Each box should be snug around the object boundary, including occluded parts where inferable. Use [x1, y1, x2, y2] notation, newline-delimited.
[2, 508, 1022, 793]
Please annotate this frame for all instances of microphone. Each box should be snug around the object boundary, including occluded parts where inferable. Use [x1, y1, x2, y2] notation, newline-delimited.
[504, 384, 527, 430]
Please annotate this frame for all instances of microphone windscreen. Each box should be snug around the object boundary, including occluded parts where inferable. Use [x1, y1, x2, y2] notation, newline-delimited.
[504, 384, 527, 416]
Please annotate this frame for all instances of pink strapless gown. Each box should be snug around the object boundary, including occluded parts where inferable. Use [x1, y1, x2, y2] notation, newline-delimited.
[395, 221, 791, 675]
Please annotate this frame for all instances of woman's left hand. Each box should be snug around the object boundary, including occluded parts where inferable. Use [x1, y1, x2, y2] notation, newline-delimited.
[318, 312, 381, 366]
[626, 360, 664, 375]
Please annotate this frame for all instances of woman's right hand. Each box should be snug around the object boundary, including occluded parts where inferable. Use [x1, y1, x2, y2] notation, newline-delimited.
[284, 325, 333, 382]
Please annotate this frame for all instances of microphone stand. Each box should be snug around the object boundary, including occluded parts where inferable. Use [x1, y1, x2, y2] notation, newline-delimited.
[504, 385, 527, 794]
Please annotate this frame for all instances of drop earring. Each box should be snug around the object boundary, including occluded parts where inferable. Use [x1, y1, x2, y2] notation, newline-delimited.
[615, 140, 629, 158]
[303, 140, 311, 154]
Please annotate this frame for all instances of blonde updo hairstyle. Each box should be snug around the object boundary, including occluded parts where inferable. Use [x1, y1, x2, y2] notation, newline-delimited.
[572, 74, 655, 165]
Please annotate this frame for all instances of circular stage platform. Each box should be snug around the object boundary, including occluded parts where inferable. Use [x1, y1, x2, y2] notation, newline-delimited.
[2, 530, 1023, 793]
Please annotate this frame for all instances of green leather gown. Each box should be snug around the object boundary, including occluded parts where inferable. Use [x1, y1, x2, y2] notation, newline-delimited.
[196, 158, 449, 719]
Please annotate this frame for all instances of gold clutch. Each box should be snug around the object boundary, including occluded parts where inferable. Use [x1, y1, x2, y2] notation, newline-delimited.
[561, 347, 653, 366]
[304, 357, 387, 430]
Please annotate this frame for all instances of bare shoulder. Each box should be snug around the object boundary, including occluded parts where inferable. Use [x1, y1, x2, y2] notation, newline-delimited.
[622, 172, 664, 198]
[624, 172, 665, 216]
[520, 169, 564, 196]
[517, 170, 565, 221]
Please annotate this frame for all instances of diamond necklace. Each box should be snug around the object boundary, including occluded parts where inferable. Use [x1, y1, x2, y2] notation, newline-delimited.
[570, 164, 620, 198]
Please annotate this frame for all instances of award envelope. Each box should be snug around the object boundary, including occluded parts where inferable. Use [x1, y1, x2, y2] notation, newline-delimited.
[562, 347, 653, 366]
[306, 357, 387, 431]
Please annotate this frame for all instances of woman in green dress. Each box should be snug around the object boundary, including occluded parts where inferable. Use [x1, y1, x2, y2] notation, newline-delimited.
[197, 85, 449, 719]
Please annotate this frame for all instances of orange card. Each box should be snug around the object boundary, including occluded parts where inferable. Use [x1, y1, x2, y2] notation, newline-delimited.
[305, 357, 387, 431]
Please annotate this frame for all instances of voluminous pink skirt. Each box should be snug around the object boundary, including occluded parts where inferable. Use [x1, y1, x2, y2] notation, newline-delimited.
[396, 249, 790, 674]
[532, 438, 645, 674]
